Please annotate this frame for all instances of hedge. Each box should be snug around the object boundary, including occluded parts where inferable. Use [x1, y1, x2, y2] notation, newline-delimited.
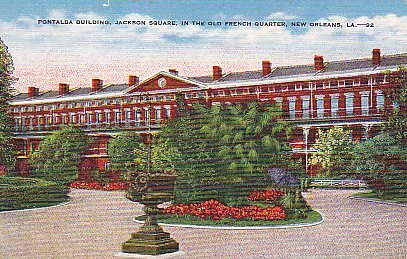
[0, 177, 70, 211]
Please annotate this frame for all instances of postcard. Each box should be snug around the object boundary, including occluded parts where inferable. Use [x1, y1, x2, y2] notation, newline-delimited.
[1, 1, 406, 258]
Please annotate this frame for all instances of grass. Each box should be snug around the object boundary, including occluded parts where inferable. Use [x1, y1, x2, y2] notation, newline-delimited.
[134, 210, 322, 227]
[0, 199, 69, 212]
[352, 190, 407, 204]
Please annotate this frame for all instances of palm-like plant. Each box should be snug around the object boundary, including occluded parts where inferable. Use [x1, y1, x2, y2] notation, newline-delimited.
[200, 102, 293, 174]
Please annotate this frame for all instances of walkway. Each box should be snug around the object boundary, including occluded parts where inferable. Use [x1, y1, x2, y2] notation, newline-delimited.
[1, 189, 406, 258]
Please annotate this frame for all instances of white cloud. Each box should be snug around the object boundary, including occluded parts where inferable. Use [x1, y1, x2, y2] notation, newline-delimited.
[1, 10, 406, 92]
[267, 12, 299, 20]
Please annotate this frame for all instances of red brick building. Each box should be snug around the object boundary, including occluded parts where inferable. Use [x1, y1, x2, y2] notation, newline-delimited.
[9, 49, 407, 177]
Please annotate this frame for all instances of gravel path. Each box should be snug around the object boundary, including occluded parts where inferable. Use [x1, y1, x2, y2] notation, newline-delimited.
[1, 189, 406, 258]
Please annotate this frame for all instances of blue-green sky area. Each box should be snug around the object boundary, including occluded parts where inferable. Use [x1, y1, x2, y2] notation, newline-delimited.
[0, 1, 406, 91]
[2, 0, 406, 21]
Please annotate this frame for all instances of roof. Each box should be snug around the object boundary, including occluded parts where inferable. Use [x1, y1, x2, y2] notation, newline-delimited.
[12, 84, 129, 102]
[11, 52, 407, 103]
[191, 53, 407, 84]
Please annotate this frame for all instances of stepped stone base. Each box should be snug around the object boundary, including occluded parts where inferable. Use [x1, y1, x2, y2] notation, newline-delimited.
[122, 231, 179, 255]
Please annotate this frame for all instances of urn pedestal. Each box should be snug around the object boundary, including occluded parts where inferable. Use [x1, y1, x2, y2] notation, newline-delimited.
[122, 173, 179, 255]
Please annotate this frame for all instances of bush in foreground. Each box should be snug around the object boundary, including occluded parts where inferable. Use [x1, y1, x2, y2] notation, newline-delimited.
[0, 177, 69, 211]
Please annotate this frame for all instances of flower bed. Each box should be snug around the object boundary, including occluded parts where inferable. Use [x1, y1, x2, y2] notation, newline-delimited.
[161, 199, 286, 221]
[70, 180, 127, 191]
[247, 189, 285, 202]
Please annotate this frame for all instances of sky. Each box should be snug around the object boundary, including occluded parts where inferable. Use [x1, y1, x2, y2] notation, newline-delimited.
[0, 0, 406, 92]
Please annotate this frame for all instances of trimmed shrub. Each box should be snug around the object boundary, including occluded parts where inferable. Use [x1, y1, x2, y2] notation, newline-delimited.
[0, 177, 69, 211]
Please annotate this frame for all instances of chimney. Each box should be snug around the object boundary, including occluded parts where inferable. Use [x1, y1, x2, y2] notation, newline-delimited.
[58, 83, 69, 96]
[372, 48, 381, 66]
[169, 69, 178, 76]
[213, 66, 222, 81]
[262, 60, 271, 77]
[314, 55, 324, 71]
[128, 75, 139, 87]
[91, 78, 103, 92]
[27, 87, 39, 98]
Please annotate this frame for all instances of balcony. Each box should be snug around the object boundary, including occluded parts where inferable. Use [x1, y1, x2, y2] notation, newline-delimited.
[13, 119, 164, 134]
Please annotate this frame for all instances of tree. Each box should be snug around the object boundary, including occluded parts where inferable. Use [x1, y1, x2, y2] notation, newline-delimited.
[382, 67, 407, 145]
[159, 100, 297, 203]
[133, 135, 181, 173]
[346, 133, 406, 197]
[308, 126, 353, 177]
[29, 126, 91, 185]
[0, 37, 17, 174]
[108, 132, 141, 172]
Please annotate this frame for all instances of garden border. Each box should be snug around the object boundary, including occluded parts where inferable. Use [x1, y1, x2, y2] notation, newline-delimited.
[0, 200, 71, 214]
[349, 196, 407, 207]
[133, 210, 324, 230]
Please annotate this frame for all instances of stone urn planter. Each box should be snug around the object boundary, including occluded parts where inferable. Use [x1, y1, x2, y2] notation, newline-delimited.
[122, 171, 179, 255]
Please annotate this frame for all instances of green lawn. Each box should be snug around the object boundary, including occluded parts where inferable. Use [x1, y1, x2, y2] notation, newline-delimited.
[352, 190, 407, 204]
[135, 210, 322, 227]
[0, 199, 69, 212]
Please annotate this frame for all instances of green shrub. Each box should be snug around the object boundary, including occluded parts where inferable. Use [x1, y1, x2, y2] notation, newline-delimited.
[0, 177, 70, 211]
[29, 126, 91, 185]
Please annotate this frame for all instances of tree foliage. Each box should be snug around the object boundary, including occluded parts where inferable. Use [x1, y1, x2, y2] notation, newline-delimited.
[159, 99, 297, 203]
[29, 126, 91, 185]
[308, 126, 353, 177]
[382, 67, 407, 145]
[107, 132, 141, 172]
[346, 133, 406, 197]
[0, 37, 17, 172]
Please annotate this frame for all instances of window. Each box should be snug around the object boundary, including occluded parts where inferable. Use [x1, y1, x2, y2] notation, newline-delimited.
[376, 90, 384, 111]
[15, 118, 20, 131]
[185, 93, 193, 99]
[155, 108, 161, 123]
[28, 106, 34, 112]
[96, 112, 102, 126]
[134, 109, 141, 124]
[144, 108, 150, 124]
[70, 113, 76, 124]
[345, 93, 354, 115]
[330, 94, 339, 117]
[105, 111, 111, 124]
[288, 97, 296, 119]
[301, 96, 310, 118]
[104, 162, 110, 171]
[197, 92, 204, 98]
[87, 113, 93, 126]
[345, 80, 353, 87]
[114, 111, 121, 124]
[316, 95, 324, 118]
[29, 117, 34, 131]
[125, 110, 131, 125]
[330, 81, 338, 88]
[79, 114, 85, 124]
[37, 117, 41, 130]
[360, 91, 370, 115]
[164, 106, 171, 119]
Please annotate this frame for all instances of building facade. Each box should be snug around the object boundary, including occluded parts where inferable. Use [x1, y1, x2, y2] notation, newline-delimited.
[9, 49, 407, 177]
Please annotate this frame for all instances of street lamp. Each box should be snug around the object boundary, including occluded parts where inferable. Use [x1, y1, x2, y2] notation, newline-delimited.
[303, 126, 310, 176]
